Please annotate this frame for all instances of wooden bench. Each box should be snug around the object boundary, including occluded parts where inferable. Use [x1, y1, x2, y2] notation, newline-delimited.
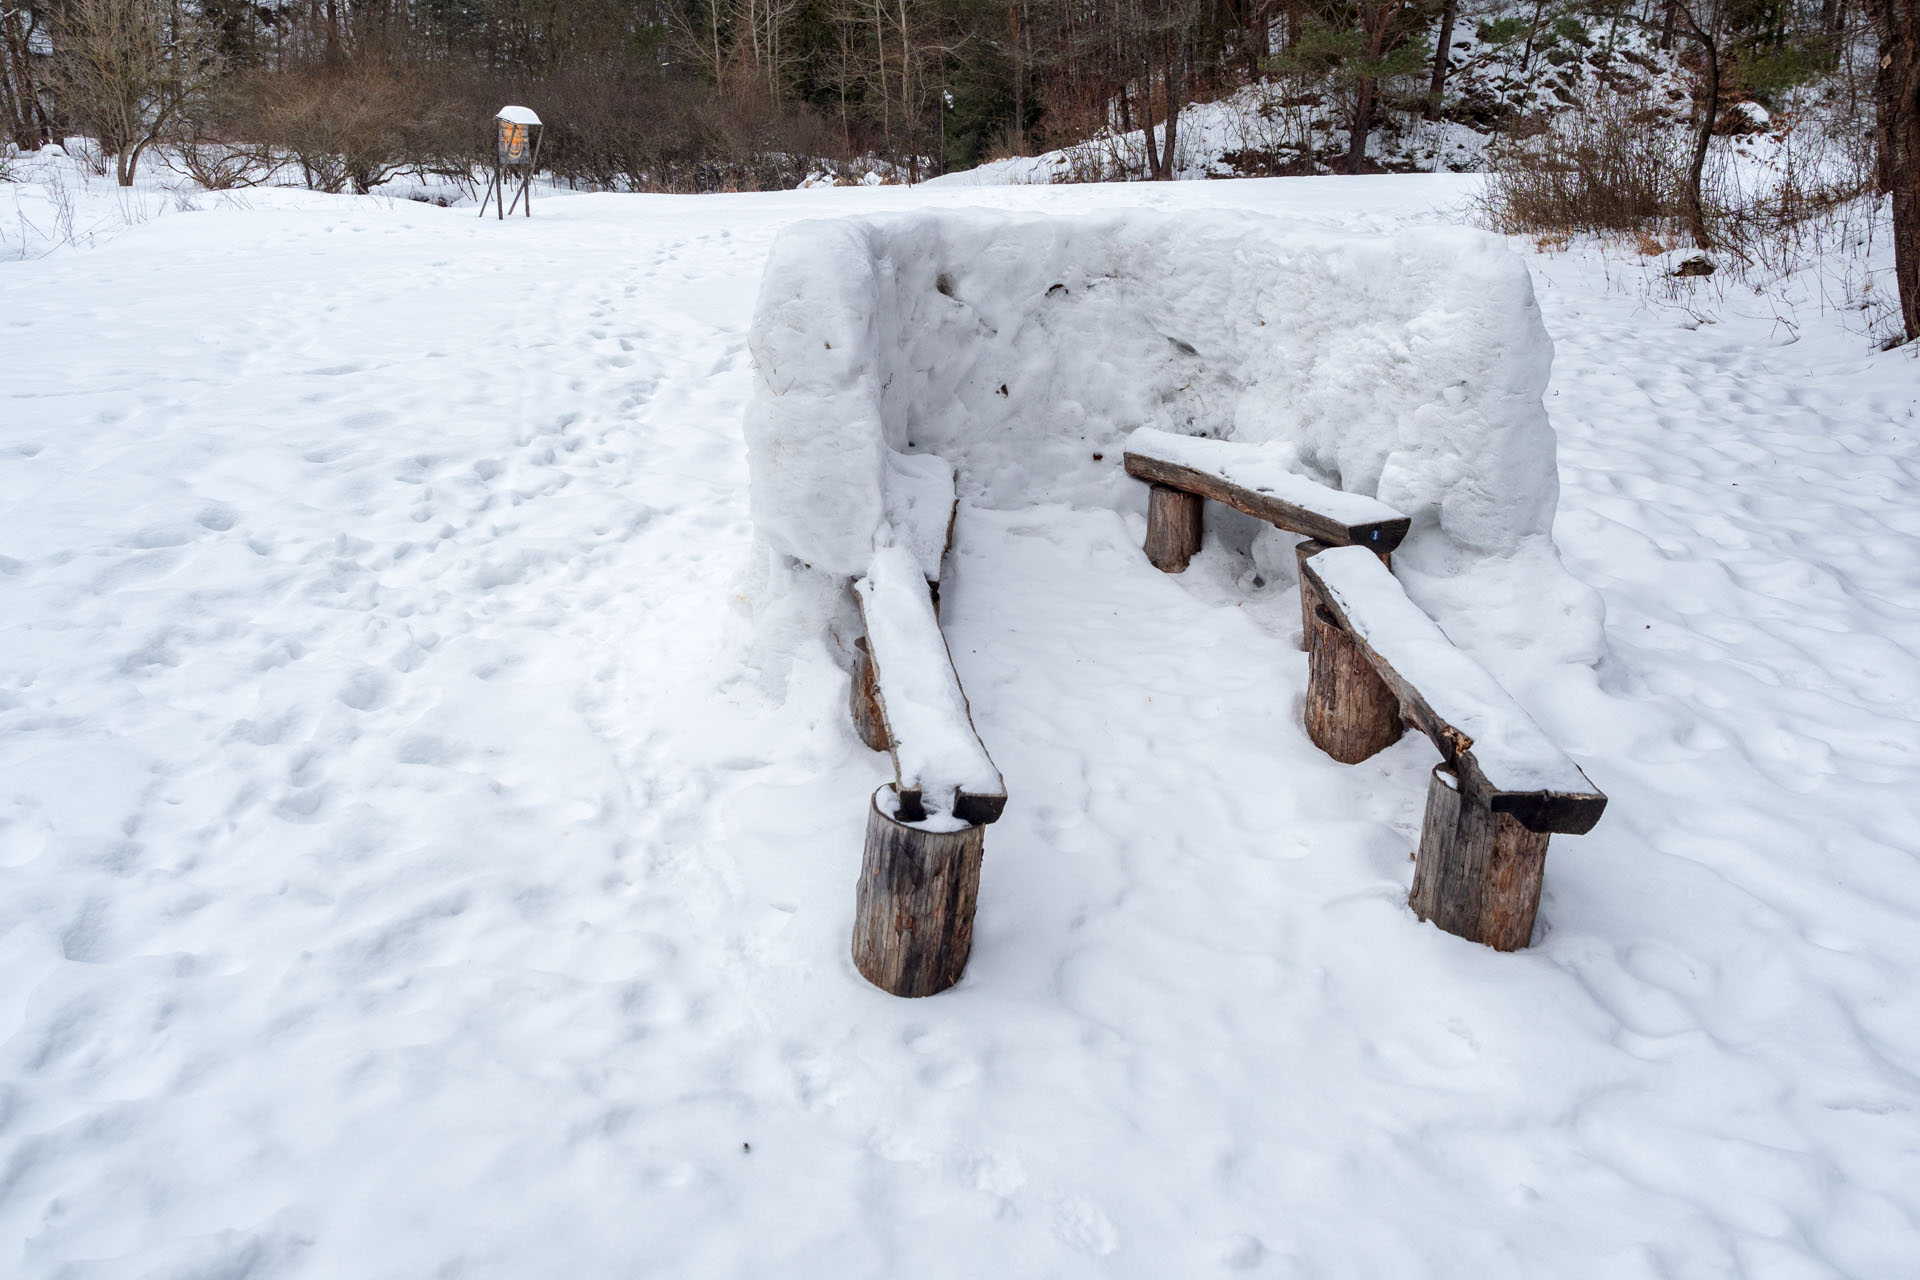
[846, 456, 1006, 997]
[1300, 544, 1606, 950]
[1122, 427, 1412, 571]
[1123, 427, 1605, 951]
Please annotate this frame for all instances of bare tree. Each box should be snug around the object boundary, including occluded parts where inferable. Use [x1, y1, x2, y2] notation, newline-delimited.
[2, 2, 54, 149]
[1674, 0, 1722, 248]
[1134, 0, 1198, 180]
[1346, 1, 1430, 174]
[1866, 0, 1919, 341]
[49, 0, 221, 184]
[1427, 0, 1457, 119]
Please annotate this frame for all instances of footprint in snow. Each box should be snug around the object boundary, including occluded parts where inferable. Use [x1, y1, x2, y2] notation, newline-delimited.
[1218, 1234, 1270, 1271]
[1051, 1197, 1119, 1257]
[396, 734, 463, 767]
[337, 670, 392, 712]
[274, 785, 329, 822]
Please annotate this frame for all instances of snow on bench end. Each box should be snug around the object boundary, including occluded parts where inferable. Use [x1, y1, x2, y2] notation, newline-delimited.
[855, 544, 1005, 824]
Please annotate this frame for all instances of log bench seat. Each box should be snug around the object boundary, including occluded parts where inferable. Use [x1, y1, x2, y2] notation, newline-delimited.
[846, 456, 1006, 997]
[1300, 544, 1607, 950]
[1123, 427, 1412, 571]
[851, 542, 1007, 827]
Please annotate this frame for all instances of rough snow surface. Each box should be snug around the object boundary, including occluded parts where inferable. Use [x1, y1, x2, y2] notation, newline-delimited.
[1123, 426, 1407, 529]
[1, 172, 1917, 1279]
[855, 544, 1003, 814]
[1309, 545, 1594, 797]
[746, 207, 1598, 680]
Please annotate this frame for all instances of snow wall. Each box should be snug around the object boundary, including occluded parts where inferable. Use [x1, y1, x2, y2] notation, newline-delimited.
[744, 209, 1604, 682]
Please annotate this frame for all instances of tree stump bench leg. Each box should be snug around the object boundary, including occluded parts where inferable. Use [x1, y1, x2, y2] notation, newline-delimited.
[849, 635, 889, 751]
[1294, 539, 1326, 650]
[1409, 764, 1551, 951]
[1144, 483, 1204, 573]
[852, 785, 986, 997]
[1304, 598, 1402, 764]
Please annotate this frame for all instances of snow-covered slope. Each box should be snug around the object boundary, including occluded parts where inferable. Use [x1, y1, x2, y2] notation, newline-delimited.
[1, 174, 1917, 1278]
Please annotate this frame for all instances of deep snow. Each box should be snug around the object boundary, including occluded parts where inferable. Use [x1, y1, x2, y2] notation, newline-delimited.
[2, 172, 1918, 1278]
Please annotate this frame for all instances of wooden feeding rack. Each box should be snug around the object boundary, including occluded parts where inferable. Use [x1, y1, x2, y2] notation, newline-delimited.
[480, 105, 543, 220]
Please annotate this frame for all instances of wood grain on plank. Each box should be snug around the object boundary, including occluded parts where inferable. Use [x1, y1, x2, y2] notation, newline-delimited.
[1124, 450, 1411, 551]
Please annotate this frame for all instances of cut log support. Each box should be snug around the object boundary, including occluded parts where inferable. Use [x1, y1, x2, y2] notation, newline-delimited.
[1144, 483, 1205, 573]
[1305, 602, 1403, 764]
[1410, 764, 1550, 951]
[852, 784, 985, 997]
[849, 636, 889, 752]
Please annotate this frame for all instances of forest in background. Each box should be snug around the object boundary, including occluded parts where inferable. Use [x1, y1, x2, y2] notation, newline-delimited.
[0, 0, 1916, 341]
[0, 0, 1887, 185]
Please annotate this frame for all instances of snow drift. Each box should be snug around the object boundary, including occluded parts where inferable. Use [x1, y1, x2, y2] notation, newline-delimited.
[744, 209, 1603, 677]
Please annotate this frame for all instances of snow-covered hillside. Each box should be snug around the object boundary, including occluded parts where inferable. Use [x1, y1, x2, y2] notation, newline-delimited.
[1, 174, 1916, 1278]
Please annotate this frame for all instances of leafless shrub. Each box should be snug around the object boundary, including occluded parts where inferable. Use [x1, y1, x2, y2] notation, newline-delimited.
[1480, 88, 1684, 235]
[1222, 77, 1341, 175]
[161, 136, 279, 190]
[64, 136, 111, 177]
[1486, 74, 1893, 343]
[246, 64, 467, 195]
[47, 0, 223, 186]
[521, 64, 845, 193]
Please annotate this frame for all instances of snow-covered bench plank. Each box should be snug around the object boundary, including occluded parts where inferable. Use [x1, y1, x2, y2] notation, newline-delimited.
[1302, 545, 1605, 833]
[1299, 544, 1606, 952]
[846, 457, 1004, 997]
[852, 543, 1007, 828]
[885, 450, 959, 598]
[1123, 427, 1411, 572]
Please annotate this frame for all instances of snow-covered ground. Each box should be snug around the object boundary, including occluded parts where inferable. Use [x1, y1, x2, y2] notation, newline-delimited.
[2, 171, 1917, 1278]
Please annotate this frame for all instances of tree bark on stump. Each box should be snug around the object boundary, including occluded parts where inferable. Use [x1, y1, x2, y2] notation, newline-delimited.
[849, 636, 889, 751]
[852, 786, 985, 997]
[1410, 764, 1551, 951]
[1144, 483, 1204, 572]
[1295, 539, 1328, 649]
[1304, 602, 1403, 763]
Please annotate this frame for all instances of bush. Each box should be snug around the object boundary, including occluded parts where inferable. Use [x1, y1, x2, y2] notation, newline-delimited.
[1481, 90, 1683, 235]
[516, 64, 843, 193]
[246, 64, 468, 194]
